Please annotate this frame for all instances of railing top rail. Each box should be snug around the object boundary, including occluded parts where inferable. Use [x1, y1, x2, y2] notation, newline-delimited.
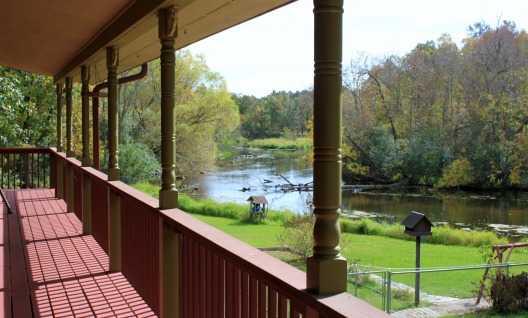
[0, 147, 51, 153]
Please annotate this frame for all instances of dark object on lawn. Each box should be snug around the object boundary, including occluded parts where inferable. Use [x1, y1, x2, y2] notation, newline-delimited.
[247, 195, 268, 220]
[402, 211, 433, 307]
[491, 272, 528, 313]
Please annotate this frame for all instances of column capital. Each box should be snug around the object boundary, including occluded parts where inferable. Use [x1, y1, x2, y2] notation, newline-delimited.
[106, 47, 119, 71]
[158, 6, 178, 44]
[81, 65, 91, 85]
[65, 76, 72, 90]
[55, 82, 63, 95]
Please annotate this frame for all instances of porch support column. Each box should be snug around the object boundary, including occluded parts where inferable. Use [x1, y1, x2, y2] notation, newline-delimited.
[55, 83, 64, 199]
[158, 7, 180, 318]
[158, 7, 178, 210]
[81, 65, 93, 235]
[307, 0, 347, 295]
[65, 77, 74, 212]
[56, 83, 63, 152]
[81, 65, 91, 167]
[107, 47, 120, 181]
[65, 77, 73, 157]
[106, 46, 122, 272]
[92, 97, 100, 170]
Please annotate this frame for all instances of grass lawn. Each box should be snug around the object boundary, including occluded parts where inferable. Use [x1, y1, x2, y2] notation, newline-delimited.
[193, 214, 528, 311]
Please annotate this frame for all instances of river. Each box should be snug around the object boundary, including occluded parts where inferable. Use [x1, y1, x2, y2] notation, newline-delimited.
[189, 148, 528, 235]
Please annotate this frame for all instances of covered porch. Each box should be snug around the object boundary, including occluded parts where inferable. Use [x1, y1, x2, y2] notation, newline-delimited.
[0, 0, 388, 317]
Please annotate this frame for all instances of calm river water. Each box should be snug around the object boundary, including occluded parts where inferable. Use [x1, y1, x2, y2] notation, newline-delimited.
[190, 149, 528, 232]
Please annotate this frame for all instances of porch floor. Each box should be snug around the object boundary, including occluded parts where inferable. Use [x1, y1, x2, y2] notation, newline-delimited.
[1, 189, 157, 318]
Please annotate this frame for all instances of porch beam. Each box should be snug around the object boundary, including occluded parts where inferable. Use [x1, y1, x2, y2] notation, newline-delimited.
[307, 0, 347, 294]
[158, 7, 178, 210]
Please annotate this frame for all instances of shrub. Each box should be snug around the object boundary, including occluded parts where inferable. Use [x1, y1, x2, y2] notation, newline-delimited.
[118, 143, 160, 184]
[277, 215, 313, 259]
[340, 219, 506, 247]
[491, 272, 528, 313]
[437, 158, 475, 188]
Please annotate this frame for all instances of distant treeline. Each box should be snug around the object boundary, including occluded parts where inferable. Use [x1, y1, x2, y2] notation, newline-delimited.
[234, 21, 528, 189]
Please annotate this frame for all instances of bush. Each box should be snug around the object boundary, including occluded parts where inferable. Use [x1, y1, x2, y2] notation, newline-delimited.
[277, 215, 313, 259]
[340, 219, 506, 247]
[437, 158, 475, 188]
[491, 272, 528, 313]
[118, 143, 160, 184]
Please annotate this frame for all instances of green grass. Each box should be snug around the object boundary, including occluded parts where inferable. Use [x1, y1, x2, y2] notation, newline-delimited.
[247, 137, 312, 150]
[184, 214, 528, 301]
[134, 182, 508, 249]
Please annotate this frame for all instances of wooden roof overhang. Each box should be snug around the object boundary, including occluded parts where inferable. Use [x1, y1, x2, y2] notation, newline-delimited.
[0, 0, 295, 85]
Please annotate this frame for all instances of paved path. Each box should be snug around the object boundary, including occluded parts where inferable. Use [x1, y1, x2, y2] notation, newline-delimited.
[391, 298, 491, 318]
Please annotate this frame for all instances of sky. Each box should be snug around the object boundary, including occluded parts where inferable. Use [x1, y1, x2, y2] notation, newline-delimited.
[188, 0, 528, 97]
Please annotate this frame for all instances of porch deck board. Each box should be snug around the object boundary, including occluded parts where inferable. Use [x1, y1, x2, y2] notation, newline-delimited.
[1, 189, 157, 317]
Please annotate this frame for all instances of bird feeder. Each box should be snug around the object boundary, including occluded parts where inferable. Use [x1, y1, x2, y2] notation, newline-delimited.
[401, 211, 433, 307]
[247, 195, 268, 220]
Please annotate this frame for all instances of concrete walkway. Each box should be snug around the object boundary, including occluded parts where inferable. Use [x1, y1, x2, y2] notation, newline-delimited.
[391, 298, 491, 318]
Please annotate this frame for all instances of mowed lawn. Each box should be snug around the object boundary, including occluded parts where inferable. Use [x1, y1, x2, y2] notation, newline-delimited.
[193, 214, 528, 301]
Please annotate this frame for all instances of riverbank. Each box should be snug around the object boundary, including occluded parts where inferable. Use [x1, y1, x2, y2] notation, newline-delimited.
[134, 181, 510, 248]
[246, 137, 311, 150]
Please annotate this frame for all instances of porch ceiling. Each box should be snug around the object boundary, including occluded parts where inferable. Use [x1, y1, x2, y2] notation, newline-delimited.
[0, 0, 294, 84]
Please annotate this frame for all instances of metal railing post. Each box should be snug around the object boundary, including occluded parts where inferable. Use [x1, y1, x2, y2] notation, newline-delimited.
[387, 271, 392, 313]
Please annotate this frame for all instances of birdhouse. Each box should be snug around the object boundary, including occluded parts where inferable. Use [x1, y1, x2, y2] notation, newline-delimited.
[247, 196, 268, 220]
[401, 211, 432, 237]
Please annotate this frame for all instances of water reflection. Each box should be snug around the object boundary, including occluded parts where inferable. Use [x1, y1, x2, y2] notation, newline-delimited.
[190, 149, 528, 227]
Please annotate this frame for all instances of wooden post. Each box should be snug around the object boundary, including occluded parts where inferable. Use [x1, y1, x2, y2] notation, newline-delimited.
[106, 46, 122, 272]
[55, 83, 64, 199]
[162, 222, 180, 318]
[92, 96, 100, 170]
[415, 236, 421, 306]
[81, 65, 92, 234]
[56, 83, 63, 153]
[65, 77, 73, 157]
[65, 77, 74, 212]
[81, 65, 91, 167]
[158, 7, 180, 318]
[307, 0, 347, 295]
[107, 47, 120, 181]
[158, 6, 178, 210]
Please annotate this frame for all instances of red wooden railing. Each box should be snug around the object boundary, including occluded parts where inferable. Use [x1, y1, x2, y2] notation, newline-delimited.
[0, 148, 53, 189]
[1, 147, 389, 318]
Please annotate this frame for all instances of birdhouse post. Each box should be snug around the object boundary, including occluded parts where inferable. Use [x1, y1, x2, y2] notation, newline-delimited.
[401, 211, 433, 307]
